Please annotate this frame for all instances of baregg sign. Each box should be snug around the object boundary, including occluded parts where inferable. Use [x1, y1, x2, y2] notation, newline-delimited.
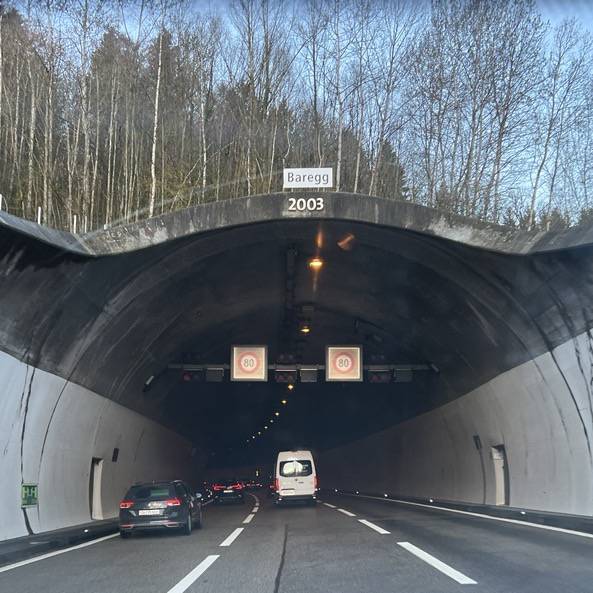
[283, 167, 333, 189]
[231, 345, 268, 381]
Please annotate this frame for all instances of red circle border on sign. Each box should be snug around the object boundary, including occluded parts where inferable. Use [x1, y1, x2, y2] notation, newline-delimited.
[332, 351, 354, 374]
[238, 351, 260, 374]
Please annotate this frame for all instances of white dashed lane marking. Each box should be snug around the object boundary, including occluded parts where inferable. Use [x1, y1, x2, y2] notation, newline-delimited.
[397, 542, 477, 585]
[358, 519, 390, 534]
[219, 528, 244, 547]
[165, 555, 220, 593]
[337, 508, 356, 517]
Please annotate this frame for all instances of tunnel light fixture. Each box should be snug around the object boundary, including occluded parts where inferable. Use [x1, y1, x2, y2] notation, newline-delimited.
[143, 375, 155, 392]
[275, 411, 280, 417]
[258, 431, 262, 435]
[281, 399, 287, 405]
[299, 322, 311, 334]
[337, 233, 356, 251]
[264, 426, 268, 430]
[384, 494, 388, 498]
[270, 419, 274, 424]
[287, 383, 295, 391]
[429, 498, 434, 503]
[308, 256, 323, 270]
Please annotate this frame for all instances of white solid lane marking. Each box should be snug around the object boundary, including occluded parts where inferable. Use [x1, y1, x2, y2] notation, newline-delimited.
[243, 513, 255, 524]
[323, 502, 337, 508]
[220, 527, 244, 547]
[165, 555, 219, 593]
[348, 494, 593, 540]
[337, 508, 356, 517]
[358, 519, 390, 534]
[0, 533, 118, 574]
[398, 542, 477, 585]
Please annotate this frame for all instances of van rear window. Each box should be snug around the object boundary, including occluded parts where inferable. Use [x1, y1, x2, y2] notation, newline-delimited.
[279, 460, 312, 477]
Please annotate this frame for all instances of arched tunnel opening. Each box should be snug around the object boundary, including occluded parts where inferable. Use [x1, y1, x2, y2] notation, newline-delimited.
[2, 193, 593, 589]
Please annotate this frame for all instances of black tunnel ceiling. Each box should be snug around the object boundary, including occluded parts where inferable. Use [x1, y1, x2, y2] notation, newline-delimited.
[2, 193, 593, 465]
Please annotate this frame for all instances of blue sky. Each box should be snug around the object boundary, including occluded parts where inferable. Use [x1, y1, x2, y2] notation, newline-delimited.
[536, 0, 593, 30]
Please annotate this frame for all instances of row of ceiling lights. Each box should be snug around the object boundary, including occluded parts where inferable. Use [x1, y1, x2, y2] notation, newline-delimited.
[245, 256, 323, 444]
[246, 390, 291, 444]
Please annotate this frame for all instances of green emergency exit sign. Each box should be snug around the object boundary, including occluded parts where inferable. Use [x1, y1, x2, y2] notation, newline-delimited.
[21, 484, 38, 507]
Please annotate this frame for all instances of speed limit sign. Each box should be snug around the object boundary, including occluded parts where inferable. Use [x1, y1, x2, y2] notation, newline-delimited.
[231, 346, 268, 381]
[326, 346, 362, 381]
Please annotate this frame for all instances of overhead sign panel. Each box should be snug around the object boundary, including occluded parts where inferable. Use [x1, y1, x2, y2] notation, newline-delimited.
[326, 346, 362, 382]
[283, 167, 333, 189]
[231, 345, 268, 381]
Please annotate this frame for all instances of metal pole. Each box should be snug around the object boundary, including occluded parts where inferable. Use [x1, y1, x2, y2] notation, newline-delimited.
[73, 214, 77, 234]
[37, 206, 42, 225]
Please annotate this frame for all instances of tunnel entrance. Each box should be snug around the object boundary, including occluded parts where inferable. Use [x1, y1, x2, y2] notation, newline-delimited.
[2, 192, 593, 540]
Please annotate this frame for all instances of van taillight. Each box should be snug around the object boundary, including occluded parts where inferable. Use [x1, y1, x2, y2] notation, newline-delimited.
[119, 500, 133, 509]
[165, 498, 181, 506]
[274, 478, 279, 491]
[314, 476, 319, 489]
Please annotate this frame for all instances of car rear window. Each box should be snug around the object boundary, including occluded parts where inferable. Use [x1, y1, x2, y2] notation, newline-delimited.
[126, 485, 174, 500]
[279, 460, 313, 477]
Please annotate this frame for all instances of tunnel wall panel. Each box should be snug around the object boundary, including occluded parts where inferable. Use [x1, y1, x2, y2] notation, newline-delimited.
[319, 331, 593, 515]
[0, 350, 196, 541]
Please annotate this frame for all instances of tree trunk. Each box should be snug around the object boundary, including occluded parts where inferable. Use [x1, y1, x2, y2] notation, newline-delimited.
[149, 30, 163, 217]
[26, 56, 37, 216]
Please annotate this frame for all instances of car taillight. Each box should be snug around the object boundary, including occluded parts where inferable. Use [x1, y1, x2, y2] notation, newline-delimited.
[212, 484, 224, 491]
[232, 483, 243, 490]
[165, 498, 181, 506]
[119, 500, 134, 509]
[274, 478, 279, 491]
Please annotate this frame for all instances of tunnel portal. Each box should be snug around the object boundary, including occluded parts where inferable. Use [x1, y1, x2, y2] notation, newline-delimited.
[2, 192, 593, 540]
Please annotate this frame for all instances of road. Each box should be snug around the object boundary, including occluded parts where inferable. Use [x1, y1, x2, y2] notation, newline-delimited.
[2, 492, 593, 593]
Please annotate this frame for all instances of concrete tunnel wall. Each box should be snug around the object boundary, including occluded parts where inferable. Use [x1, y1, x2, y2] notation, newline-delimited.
[3, 192, 593, 540]
[319, 328, 593, 514]
[0, 349, 196, 541]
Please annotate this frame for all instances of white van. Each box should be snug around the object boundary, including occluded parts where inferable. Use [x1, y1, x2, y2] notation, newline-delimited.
[274, 450, 318, 505]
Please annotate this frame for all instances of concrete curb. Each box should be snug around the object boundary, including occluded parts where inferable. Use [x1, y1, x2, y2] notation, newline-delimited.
[0, 519, 118, 567]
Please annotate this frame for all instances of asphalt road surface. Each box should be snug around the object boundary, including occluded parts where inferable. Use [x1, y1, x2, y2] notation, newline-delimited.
[2, 492, 593, 593]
